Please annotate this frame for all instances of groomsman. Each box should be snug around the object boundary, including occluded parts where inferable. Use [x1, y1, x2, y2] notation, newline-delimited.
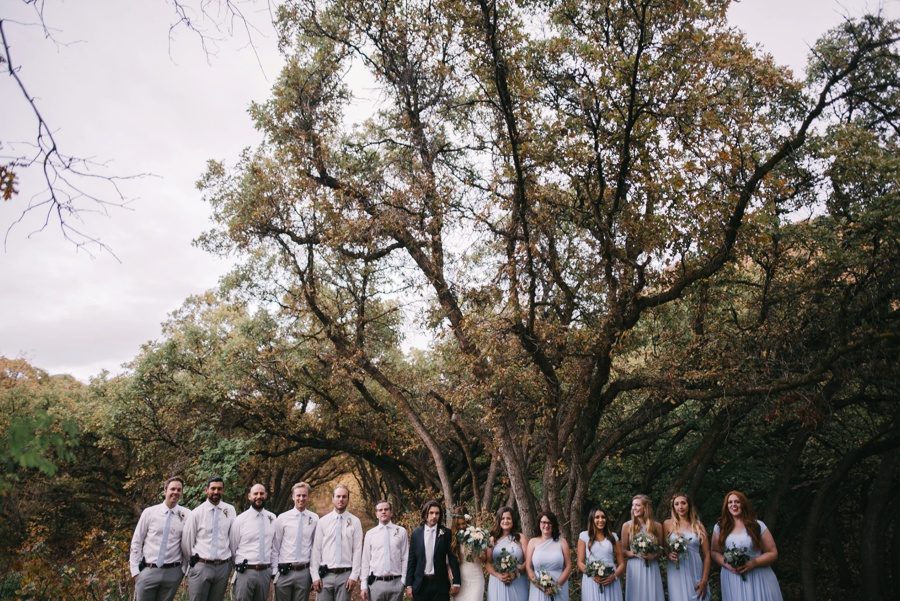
[181, 476, 236, 601]
[360, 500, 408, 601]
[311, 484, 364, 601]
[272, 482, 320, 601]
[129, 476, 190, 601]
[406, 500, 460, 601]
[229, 483, 277, 601]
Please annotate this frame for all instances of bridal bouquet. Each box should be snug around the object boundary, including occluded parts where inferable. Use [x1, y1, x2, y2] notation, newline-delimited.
[668, 533, 688, 570]
[492, 548, 521, 581]
[535, 568, 560, 600]
[631, 531, 658, 567]
[723, 546, 751, 582]
[457, 525, 490, 561]
[584, 560, 615, 592]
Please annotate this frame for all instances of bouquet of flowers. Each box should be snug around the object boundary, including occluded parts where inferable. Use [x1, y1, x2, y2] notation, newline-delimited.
[584, 560, 615, 592]
[668, 533, 688, 570]
[631, 531, 658, 567]
[456, 525, 491, 561]
[723, 546, 751, 582]
[535, 568, 560, 600]
[492, 548, 521, 583]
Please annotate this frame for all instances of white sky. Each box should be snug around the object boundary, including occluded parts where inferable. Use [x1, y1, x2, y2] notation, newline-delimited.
[1, 0, 897, 381]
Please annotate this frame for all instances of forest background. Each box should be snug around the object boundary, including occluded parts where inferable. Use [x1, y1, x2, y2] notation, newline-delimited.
[1, 1, 898, 600]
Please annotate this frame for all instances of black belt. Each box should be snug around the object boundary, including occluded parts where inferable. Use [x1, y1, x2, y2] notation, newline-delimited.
[287, 562, 310, 571]
[198, 558, 231, 565]
[148, 562, 182, 569]
[245, 564, 269, 571]
[326, 567, 352, 574]
[373, 575, 400, 581]
[423, 574, 436, 580]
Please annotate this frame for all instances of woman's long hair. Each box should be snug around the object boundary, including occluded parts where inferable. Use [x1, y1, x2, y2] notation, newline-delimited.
[450, 505, 469, 562]
[629, 494, 662, 544]
[668, 493, 707, 543]
[586, 506, 619, 556]
[490, 506, 521, 543]
[717, 491, 762, 550]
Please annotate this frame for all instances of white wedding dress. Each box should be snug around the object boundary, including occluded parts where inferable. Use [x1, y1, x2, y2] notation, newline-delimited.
[458, 552, 486, 601]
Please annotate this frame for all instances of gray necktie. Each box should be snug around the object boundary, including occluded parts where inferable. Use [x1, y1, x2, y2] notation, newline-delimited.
[335, 515, 344, 565]
[382, 525, 391, 574]
[257, 512, 266, 563]
[425, 528, 435, 574]
[157, 509, 173, 566]
[211, 507, 220, 559]
[295, 511, 305, 561]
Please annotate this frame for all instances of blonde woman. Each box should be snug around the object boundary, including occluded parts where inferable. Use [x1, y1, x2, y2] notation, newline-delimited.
[620, 495, 663, 601]
[663, 493, 710, 601]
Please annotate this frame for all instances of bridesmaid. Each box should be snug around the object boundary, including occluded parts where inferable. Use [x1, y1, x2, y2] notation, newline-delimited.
[486, 506, 529, 601]
[711, 491, 783, 601]
[620, 494, 664, 601]
[577, 506, 623, 601]
[526, 511, 571, 601]
[664, 493, 710, 601]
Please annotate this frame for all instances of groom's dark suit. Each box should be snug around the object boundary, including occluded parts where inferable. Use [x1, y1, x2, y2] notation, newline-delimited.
[406, 524, 461, 601]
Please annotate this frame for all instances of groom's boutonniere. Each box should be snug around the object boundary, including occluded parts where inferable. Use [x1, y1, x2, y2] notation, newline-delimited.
[438, 529, 444, 537]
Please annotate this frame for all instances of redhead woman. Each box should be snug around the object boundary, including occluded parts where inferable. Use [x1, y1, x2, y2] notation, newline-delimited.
[711, 491, 783, 601]
[663, 493, 710, 601]
[577, 507, 623, 601]
[525, 511, 571, 601]
[620, 495, 664, 601]
[486, 506, 529, 601]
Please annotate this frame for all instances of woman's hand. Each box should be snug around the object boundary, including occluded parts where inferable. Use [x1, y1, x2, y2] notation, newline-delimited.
[598, 574, 616, 586]
[693, 579, 707, 599]
[668, 551, 679, 562]
[735, 559, 755, 575]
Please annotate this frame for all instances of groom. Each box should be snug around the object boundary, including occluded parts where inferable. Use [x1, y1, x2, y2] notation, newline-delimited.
[405, 500, 460, 601]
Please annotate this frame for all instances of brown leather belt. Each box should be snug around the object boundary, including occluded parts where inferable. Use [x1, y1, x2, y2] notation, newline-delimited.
[289, 562, 310, 571]
[326, 567, 352, 574]
[374, 575, 400, 581]
[198, 558, 231, 565]
[246, 564, 269, 571]
[148, 562, 181, 569]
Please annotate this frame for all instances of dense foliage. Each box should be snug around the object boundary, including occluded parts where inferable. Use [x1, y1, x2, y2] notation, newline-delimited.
[1, 2, 898, 600]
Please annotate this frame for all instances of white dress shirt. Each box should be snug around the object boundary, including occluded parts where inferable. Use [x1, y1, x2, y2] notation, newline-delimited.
[129, 503, 189, 576]
[181, 499, 236, 561]
[311, 510, 363, 581]
[272, 507, 319, 566]
[229, 507, 277, 571]
[360, 522, 409, 590]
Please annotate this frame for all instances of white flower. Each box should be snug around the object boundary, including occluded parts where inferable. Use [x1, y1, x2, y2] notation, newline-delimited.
[464, 514, 472, 521]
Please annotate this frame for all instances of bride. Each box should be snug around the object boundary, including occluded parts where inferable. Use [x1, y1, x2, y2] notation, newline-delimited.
[451, 506, 487, 601]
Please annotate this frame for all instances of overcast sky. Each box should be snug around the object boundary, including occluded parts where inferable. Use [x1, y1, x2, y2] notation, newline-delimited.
[1, 0, 897, 381]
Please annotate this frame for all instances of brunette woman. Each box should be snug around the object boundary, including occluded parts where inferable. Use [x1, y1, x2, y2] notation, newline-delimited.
[486, 507, 529, 601]
[577, 506, 623, 601]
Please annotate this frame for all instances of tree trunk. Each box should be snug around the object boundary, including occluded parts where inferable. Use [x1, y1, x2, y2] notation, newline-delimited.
[861, 448, 899, 600]
[763, 429, 810, 526]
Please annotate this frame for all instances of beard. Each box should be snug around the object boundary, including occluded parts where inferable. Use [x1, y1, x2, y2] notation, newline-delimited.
[252, 498, 267, 510]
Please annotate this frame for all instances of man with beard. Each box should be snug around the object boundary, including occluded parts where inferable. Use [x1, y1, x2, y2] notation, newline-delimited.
[311, 484, 363, 601]
[406, 500, 460, 601]
[229, 483, 277, 601]
[129, 476, 190, 601]
[272, 482, 319, 601]
[181, 476, 236, 601]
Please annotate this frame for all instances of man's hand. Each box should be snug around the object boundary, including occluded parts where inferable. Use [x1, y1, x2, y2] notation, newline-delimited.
[361, 589, 369, 601]
[313, 580, 323, 592]
[347, 578, 358, 592]
[450, 584, 461, 597]
[405, 586, 413, 598]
